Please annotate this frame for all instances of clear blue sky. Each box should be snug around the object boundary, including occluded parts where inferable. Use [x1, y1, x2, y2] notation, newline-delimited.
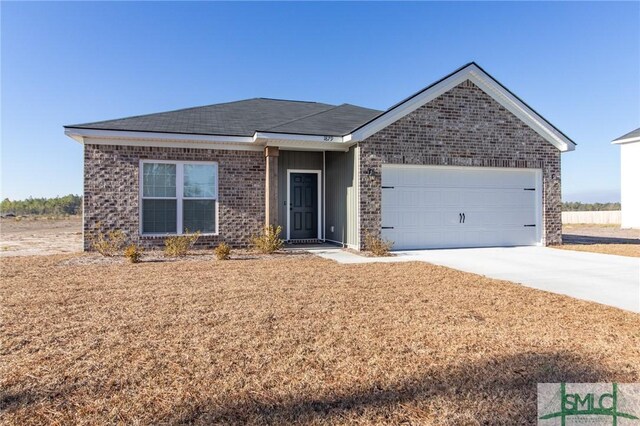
[2, 1, 638, 202]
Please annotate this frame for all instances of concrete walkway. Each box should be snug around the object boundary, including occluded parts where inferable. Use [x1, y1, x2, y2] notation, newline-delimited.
[312, 246, 640, 313]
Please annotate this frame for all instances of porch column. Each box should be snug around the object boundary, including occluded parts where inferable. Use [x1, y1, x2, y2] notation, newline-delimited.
[264, 146, 279, 227]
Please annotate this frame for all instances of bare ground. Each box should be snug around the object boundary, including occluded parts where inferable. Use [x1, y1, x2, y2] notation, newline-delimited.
[561, 224, 640, 257]
[0, 217, 82, 257]
[1, 253, 639, 425]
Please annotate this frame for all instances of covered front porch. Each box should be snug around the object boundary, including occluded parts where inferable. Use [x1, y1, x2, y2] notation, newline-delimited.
[264, 146, 360, 249]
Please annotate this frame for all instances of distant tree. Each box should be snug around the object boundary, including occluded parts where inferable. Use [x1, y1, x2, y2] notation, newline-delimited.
[562, 202, 621, 211]
[0, 194, 82, 216]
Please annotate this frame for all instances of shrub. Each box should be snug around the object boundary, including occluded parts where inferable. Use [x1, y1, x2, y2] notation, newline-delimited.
[365, 233, 394, 256]
[252, 225, 284, 254]
[124, 244, 144, 263]
[213, 242, 231, 260]
[164, 231, 200, 257]
[91, 223, 126, 257]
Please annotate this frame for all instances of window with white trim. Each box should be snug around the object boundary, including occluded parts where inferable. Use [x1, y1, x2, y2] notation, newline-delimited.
[140, 161, 218, 235]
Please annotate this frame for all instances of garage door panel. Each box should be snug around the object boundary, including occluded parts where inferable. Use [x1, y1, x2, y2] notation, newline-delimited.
[464, 209, 536, 226]
[419, 190, 441, 206]
[440, 191, 464, 207]
[401, 190, 421, 207]
[381, 165, 540, 250]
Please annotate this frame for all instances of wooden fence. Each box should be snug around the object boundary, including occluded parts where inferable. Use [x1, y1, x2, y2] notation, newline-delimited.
[561, 210, 621, 225]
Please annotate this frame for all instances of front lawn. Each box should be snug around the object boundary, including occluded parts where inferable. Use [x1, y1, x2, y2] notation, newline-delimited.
[2, 254, 639, 424]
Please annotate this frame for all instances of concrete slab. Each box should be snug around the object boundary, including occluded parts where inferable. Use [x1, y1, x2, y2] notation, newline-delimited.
[312, 246, 640, 313]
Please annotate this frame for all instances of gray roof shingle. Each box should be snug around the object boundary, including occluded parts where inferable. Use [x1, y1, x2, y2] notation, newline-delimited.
[613, 127, 640, 142]
[65, 98, 382, 137]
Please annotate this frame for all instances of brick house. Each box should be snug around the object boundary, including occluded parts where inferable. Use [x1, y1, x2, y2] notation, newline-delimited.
[65, 63, 575, 251]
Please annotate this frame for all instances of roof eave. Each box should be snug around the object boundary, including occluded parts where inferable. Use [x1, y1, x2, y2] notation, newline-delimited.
[64, 127, 357, 152]
[612, 136, 640, 145]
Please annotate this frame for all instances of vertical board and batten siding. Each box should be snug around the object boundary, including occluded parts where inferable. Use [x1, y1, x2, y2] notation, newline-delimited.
[277, 150, 323, 239]
[324, 146, 359, 248]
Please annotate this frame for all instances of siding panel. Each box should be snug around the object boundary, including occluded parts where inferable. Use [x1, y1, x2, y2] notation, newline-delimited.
[324, 146, 358, 247]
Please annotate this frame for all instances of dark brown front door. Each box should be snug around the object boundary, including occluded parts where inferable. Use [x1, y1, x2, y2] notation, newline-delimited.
[290, 173, 317, 239]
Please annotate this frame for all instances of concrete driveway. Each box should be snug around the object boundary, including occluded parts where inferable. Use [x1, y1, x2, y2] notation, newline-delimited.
[314, 246, 640, 312]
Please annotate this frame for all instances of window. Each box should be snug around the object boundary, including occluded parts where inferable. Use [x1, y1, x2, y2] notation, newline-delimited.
[140, 161, 217, 235]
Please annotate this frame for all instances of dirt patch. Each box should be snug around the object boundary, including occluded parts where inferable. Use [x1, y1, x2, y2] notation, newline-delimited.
[2, 254, 639, 424]
[561, 225, 639, 257]
[563, 224, 640, 244]
[554, 244, 640, 258]
[0, 216, 82, 257]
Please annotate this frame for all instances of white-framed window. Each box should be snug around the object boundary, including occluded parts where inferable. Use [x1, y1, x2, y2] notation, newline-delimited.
[139, 160, 218, 235]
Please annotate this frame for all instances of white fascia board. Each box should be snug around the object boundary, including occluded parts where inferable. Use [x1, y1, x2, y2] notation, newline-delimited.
[266, 139, 350, 152]
[467, 67, 575, 152]
[611, 136, 640, 145]
[82, 136, 264, 151]
[65, 128, 353, 151]
[255, 132, 346, 143]
[348, 64, 576, 152]
[65, 130, 85, 143]
[64, 128, 262, 151]
[65, 128, 255, 144]
[350, 69, 468, 142]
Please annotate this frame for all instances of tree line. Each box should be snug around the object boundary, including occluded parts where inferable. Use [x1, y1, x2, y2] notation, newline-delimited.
[0, 195, 621, 216]
[1, 194, 82, 216]
[562, 202, 620, 211]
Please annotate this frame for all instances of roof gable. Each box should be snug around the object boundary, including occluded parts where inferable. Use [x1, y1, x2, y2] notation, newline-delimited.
[349, 62, 576, 152]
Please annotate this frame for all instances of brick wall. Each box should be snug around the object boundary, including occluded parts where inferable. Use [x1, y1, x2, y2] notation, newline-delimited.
[358, 80, 562, 248]
[83, 144, 264, 250]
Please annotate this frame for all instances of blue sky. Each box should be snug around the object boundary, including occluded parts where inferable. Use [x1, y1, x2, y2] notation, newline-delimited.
[1, 1, 638, 202]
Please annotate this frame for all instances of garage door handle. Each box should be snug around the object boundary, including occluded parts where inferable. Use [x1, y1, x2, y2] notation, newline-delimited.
[524, 224, 536, 227]
[382, 226, 394, 229]
[459, 213, 462, 223]
[462, 213, 466, 223]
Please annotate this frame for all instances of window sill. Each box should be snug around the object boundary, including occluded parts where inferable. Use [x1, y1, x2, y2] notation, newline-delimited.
[140, 233, 219, 239]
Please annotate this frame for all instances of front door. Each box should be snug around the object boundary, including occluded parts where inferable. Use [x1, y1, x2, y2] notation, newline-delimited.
[289, 173, 318, 239]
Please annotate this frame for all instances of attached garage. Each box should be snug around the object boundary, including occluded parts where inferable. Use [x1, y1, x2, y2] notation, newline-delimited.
[381, 165, 543, 250]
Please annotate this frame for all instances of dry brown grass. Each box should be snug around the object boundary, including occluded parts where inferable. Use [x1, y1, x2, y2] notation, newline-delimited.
[555, 244, 640, 258]
[2, 254, 639, 425]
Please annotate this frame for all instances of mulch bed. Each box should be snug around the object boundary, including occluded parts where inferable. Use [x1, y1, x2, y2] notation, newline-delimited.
[2, 254, 639, 424]
[57, 249, 314, 266]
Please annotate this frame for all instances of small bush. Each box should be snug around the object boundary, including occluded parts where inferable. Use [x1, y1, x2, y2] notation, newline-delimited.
[365, 233, 394, 256]
[164, 231, 200, 257]
[91, 223, 126, 257]
[124, 244, 144, 263]
[252, 225, 284, 254]
[213, 242, 231, 260]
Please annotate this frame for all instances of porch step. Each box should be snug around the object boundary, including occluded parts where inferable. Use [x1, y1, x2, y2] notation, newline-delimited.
[287, 239, 322, 245]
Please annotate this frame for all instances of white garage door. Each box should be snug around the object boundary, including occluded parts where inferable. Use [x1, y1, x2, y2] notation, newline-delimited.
[381, 165, 542, 250]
